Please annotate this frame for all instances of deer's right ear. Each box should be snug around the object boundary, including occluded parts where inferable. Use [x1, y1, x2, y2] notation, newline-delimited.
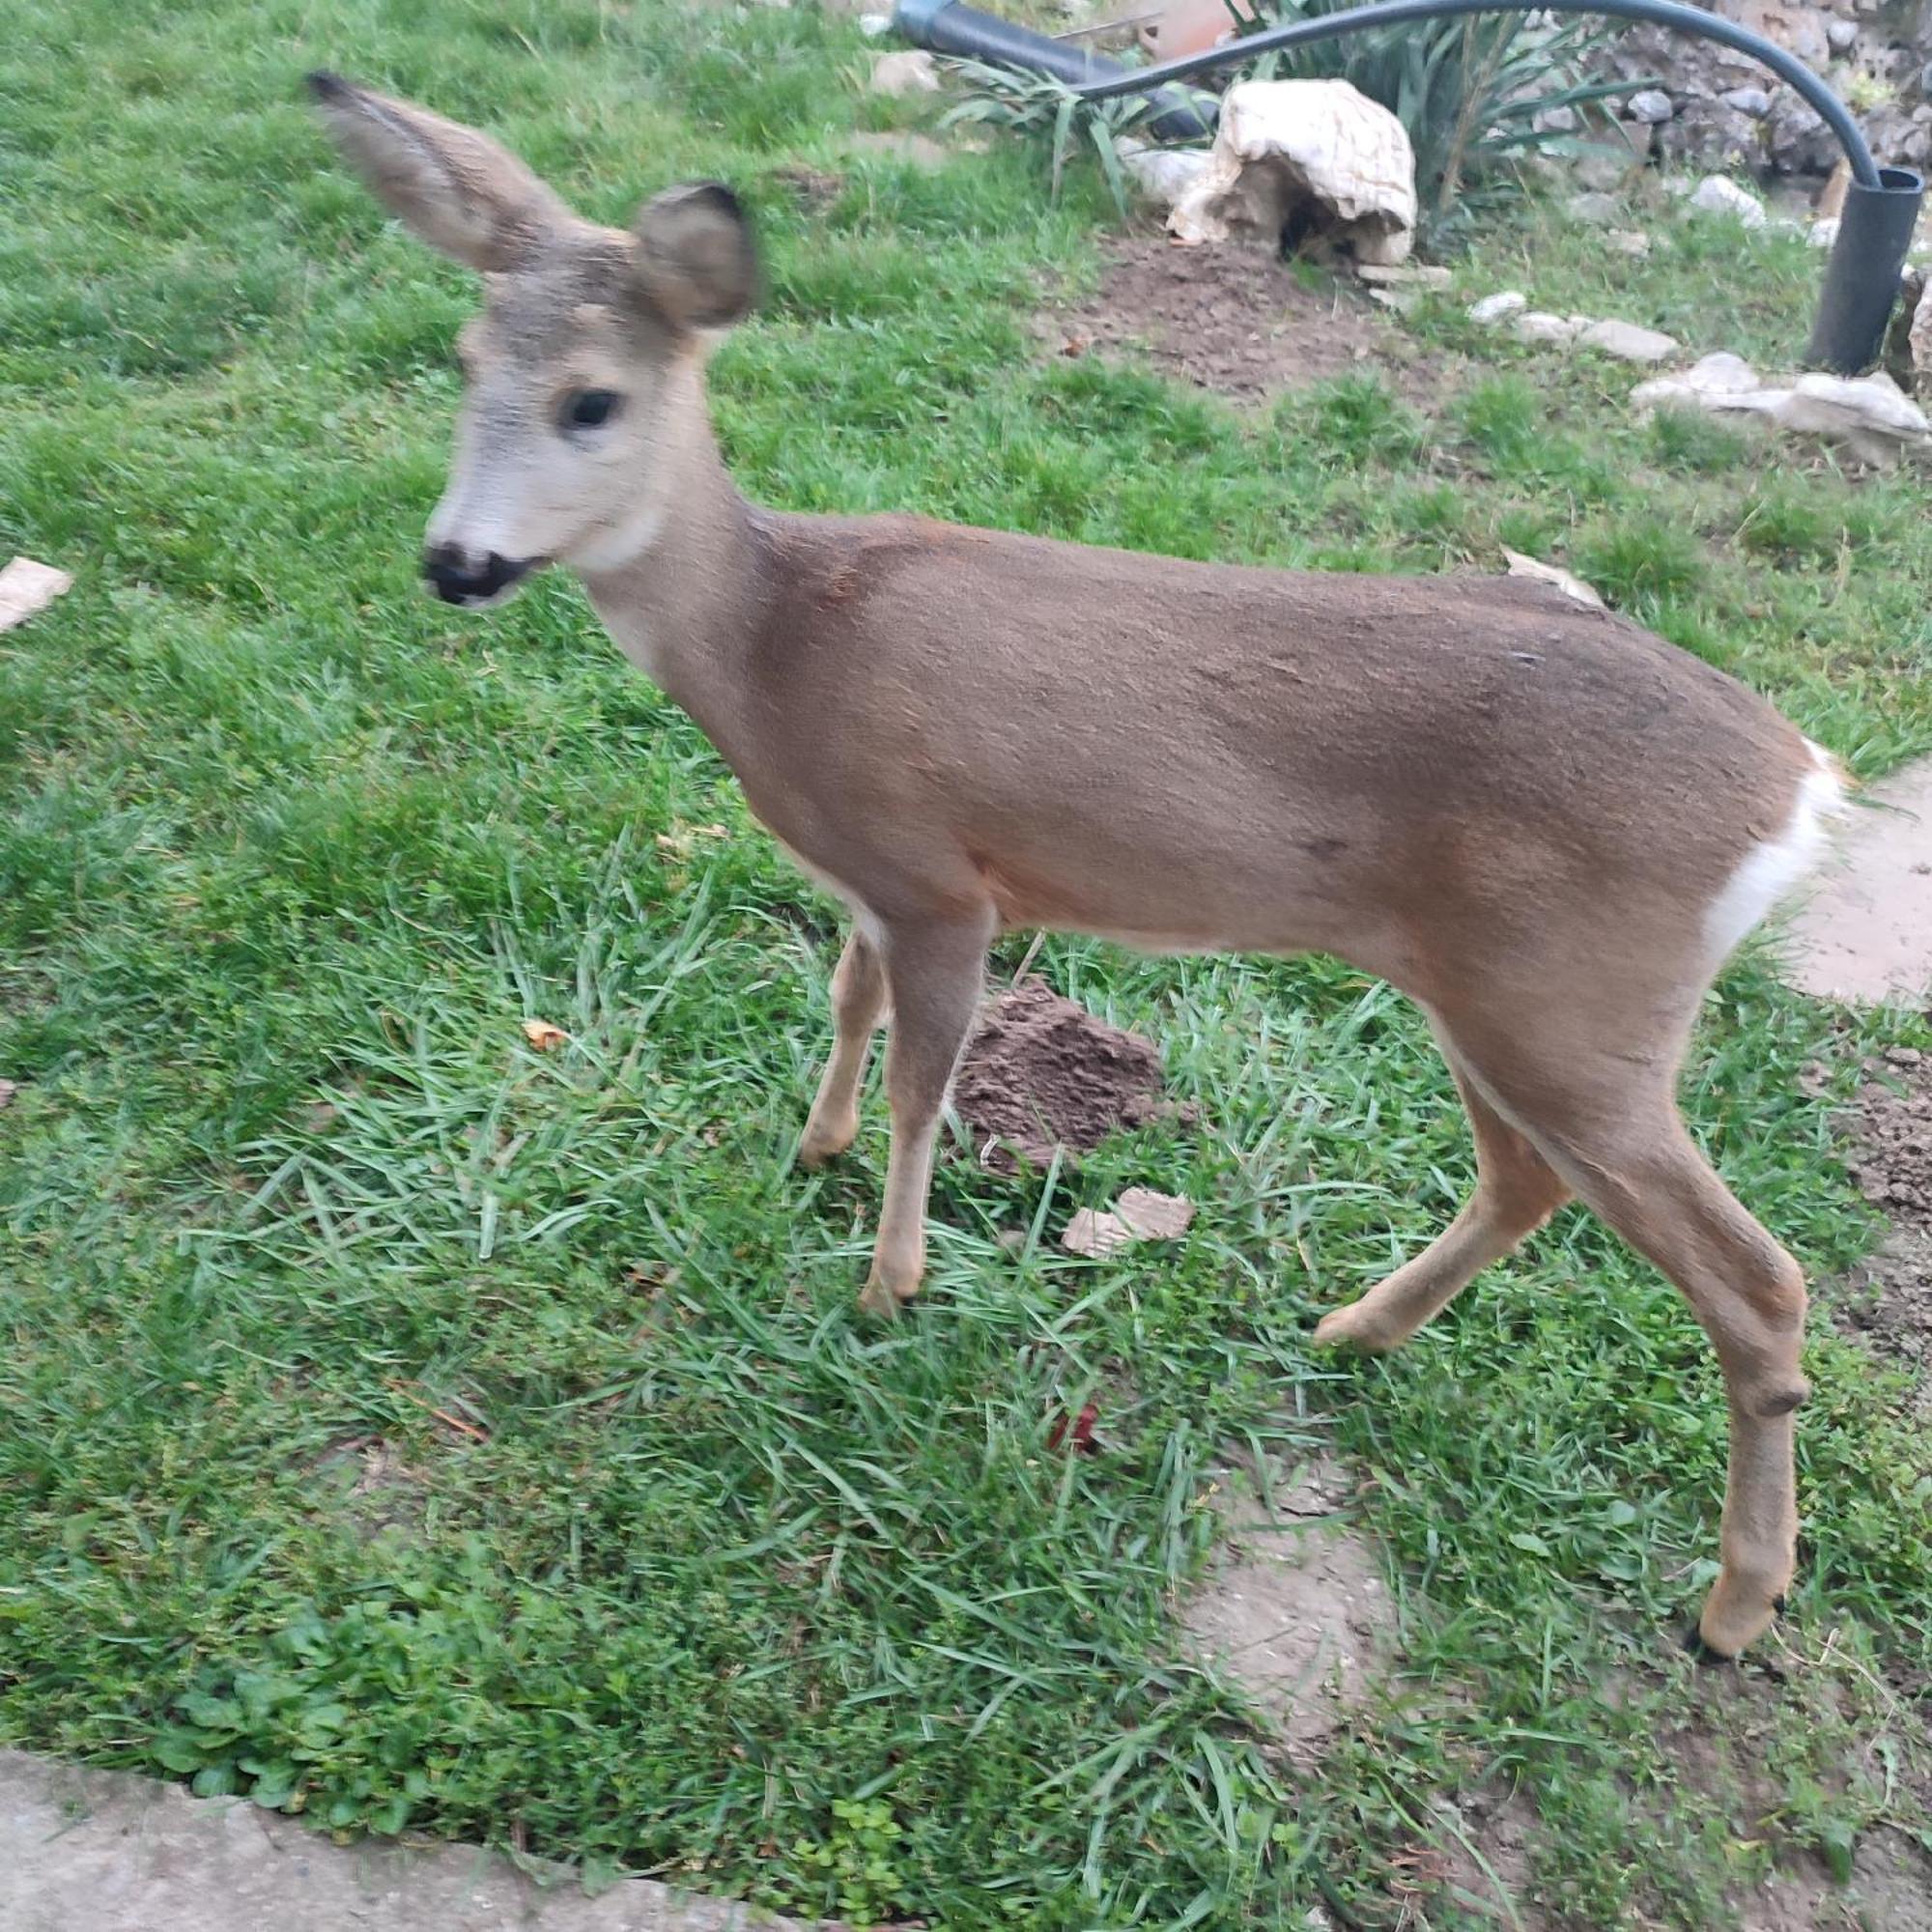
[631, 183, 761, 333]
[307, 71, 567, 272]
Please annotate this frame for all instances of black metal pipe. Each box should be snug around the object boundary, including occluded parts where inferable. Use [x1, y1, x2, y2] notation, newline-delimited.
[1806, 166, 1925, 372]
[1069, 0, 1884, 185]
[892, 0, 1215, 141]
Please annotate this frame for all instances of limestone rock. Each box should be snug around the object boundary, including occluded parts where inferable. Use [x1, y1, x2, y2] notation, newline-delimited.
[1468, 289, 1526, 325]
[870, 49, 940, 95]
[1690, 174, 1767, 227]
[1578, 317, 1680, 362]
[1167, 78, 1417, 265]
[1567, 188, 1622, 225]
[1514, 309, 1588, 344]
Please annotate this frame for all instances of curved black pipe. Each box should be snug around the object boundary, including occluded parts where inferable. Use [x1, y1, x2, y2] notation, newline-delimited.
[893, 0, 1214, 140]
[1067, 0, 1884, 185]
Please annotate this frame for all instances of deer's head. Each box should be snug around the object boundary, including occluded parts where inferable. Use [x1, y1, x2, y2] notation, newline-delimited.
[309, 74, 758, 607]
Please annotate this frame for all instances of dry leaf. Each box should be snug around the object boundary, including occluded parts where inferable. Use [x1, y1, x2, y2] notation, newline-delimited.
[521, 1018, 568, 1051]
[0, 557, 73, 632]
[1502, 549, 1605, 611]
[1115, 1186, 1196, 1239]
[1062, 1208, 1135, 1258]
[654, 821, 730, 862]
[1047, 1400, 1100, 1453]
[1063, 1186, 1197, 1256]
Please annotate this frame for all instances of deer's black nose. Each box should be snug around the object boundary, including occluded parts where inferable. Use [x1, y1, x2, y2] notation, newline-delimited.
[422, 543, 533, 605]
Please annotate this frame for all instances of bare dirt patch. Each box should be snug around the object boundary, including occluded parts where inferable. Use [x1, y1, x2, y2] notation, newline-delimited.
[1402, 1789, 1545, 1929]
[952, 976, 1194, 1174]
[1628, 1657, 1932, 1932]
[1833, 1045, 1932, 1381]
[1050, 230, 1448, 404]
[1183, 1451, 1396, 1760]
[309, 1435, 428, 1540]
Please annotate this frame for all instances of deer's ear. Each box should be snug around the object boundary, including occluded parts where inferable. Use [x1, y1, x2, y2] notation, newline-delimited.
[630, 183, 760, 333]
[307, 71, 567, 272]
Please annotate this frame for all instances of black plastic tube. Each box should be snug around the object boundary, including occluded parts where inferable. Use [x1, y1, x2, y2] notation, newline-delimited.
[1068, 0, 1885, 185]
[1806, 166, 1925, 371]
[893, 0, 1214, 141]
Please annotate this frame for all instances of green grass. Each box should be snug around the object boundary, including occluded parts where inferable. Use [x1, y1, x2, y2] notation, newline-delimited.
[4, 3, 1932, 1926]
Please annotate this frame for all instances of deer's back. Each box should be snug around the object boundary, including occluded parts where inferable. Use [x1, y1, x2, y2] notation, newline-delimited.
[734, 513, 1811, 970]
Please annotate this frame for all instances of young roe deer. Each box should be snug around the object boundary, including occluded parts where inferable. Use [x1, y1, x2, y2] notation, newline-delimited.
[310, 74, 1846, 1659]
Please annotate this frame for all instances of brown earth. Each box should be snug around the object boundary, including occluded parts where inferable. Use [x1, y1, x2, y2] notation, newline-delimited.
[1049, 229, 1449, 404]
[952, 975, 1193, 1173]
[1835, 1044, 1932, 1381]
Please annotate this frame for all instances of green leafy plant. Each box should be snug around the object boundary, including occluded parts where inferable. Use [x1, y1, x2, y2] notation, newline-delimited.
[792, 1797, 915, 1926]
[939, 57, 1196, 213]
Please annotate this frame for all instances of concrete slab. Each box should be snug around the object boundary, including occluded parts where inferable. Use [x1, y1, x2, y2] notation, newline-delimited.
[0, 1750, 809, 1932]
[1782, 756, 1932, 1005]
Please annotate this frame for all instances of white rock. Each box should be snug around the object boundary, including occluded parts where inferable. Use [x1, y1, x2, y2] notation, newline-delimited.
[1356, 261, 1451, 286]
[1913, 275, 1932, 384]
[1575, 150, 1635, 191]
[1566, 189, 1622, 226]
[870, 49, 940, 95]
[0, 556, 73, 633]
[859, 11, 893, 33]
[1578, 317, 1680, 362]
[1627, 89, 1675, 124]
[1630, 356, 1929, 466]
[1514, 309, 1587, 344]
[1167, 78, 1417, 264]
[1777, 371, 1930, 464]
[1629, 353, 1763, 414]
[1810, 214, 1842, 249]
[1721, 86, 1773, 118]
[1827, 17, 1858, 49]
[1690, 174, 1768, 227]
[1533, 104, 1578, 133]
[1607, 228, 1653, 256]
[1468, 290, 1527, 325]
[1116, 139, 1213, 209]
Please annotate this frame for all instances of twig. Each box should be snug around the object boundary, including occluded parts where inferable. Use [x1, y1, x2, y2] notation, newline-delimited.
[385, 1378, 489, 1441]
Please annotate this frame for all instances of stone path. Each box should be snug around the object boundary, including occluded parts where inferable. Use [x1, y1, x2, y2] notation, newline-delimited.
[1783, 755, 1932, 1005]
[0, 1750, 806, 1932]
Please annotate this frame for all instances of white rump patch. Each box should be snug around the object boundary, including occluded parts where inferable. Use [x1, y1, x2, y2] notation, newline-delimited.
[1703, 740, 1848, 962]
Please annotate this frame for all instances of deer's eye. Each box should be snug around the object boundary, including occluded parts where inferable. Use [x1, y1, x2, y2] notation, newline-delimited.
[560, 387, 622, 433]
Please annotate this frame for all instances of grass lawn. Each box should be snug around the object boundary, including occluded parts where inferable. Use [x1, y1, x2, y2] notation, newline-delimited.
[3, 1, 1931, 1924]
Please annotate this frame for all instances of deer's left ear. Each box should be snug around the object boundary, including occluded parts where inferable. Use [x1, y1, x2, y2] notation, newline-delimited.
[630, 183, 760, 333]
[307, 71, 568, 272]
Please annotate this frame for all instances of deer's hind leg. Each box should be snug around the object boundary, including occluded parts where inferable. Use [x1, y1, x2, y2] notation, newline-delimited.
[1314, 1041, 1572, 1353]
[1437, 1011, 1808, 1660]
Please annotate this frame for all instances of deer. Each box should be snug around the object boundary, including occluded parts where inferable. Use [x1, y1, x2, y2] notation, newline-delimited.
[309, 72, 1848, 1661]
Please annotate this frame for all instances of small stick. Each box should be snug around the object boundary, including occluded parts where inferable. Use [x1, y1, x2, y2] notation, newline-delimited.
[385, 1378, 489, 1441]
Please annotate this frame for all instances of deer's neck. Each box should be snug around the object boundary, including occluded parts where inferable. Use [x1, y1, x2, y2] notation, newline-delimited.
[573, 365, 771, 736]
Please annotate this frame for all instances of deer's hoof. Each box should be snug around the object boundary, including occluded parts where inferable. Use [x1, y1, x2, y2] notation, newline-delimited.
[797, 1115, 858, 1171]
[1312, 1303, 1399, 1353]
[1690, 1573, 1785, 1661]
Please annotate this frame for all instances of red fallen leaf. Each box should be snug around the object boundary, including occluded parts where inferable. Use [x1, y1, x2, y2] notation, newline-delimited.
[1047, 1401, 1100, 1453]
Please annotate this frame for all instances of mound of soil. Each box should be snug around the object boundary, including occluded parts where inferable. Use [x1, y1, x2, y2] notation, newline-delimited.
[1051, 230, 1443, 402]
[1838, 1045, 1932, 1370]
[952, 977, 1191, 1174]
